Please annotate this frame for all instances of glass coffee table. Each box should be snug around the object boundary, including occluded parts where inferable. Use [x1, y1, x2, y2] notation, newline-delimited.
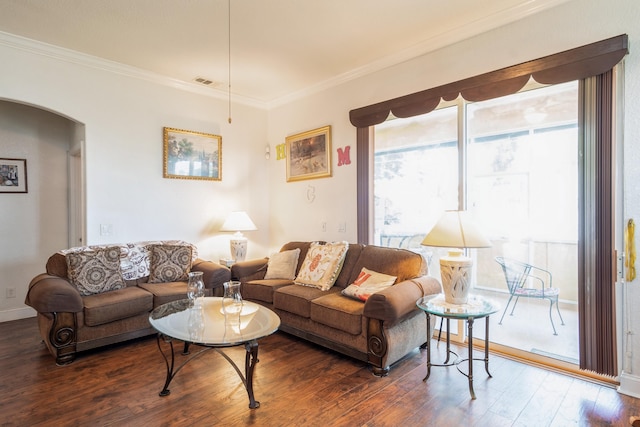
[417, 293, 499, 399]
[149, 297, 280, 409]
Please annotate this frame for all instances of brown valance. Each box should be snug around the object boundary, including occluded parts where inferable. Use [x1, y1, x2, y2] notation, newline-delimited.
[349, 34, 628, 127]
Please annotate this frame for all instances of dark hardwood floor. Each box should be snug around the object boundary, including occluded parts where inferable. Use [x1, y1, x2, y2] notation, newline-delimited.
[1, 317, 639, 426]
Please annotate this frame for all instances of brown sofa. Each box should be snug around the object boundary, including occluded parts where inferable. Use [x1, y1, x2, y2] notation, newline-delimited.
[231, 241, 441, 376]
[25, 241, 231, 365]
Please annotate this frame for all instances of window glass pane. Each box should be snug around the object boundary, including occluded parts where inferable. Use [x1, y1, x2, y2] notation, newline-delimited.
[373, 81, 580, 363]
[468, 81, 579, 362]
[374, 106, 458, 253]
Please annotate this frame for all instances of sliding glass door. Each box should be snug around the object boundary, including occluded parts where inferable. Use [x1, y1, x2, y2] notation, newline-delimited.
[374, 81, 579, 363]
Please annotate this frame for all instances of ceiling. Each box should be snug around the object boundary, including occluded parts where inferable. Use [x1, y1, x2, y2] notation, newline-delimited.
[0, 0, 567, 107]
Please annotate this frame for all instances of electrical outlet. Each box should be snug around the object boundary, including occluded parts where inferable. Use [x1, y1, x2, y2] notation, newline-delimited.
[100, 224, 113, 236]
[338, 222, 346, 233]
[321, 222, 327, 232]
[6, 288, 16, 298]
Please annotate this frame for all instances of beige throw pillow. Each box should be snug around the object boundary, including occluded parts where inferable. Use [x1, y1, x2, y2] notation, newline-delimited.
[342, 267, 397, 302]
[147, 244, 192, 283]
[66, 246, 127, 296]
[264, 248, 301, 280]
[295, 241, 349, 291]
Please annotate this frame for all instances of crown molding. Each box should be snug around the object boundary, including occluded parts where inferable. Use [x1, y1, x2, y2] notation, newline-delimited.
[0, 30, 267, 110]
[268, 0, 571, 109]
[0, 0, 569, 111]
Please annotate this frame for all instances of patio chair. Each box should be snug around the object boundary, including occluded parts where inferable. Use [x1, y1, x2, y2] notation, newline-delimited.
[495, 256, 565, 335]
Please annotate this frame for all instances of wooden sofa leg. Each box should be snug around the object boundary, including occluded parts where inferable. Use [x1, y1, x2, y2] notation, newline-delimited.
[371, 366, 390, 377]
[367, 318, 389, 376]
[49, 312, 77, 365]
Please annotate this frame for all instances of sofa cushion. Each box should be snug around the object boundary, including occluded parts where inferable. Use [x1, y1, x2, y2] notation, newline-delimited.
[347, 245, 427, 285]
[148, 244, 192, 283]
[66, 247, 127, 296]
[279, 241, 316, 272]
[138, 281, 188, 306]
[49, 240, 199, 281]
[121, 240, 199, 281]
[310, 292, 364, 335]
[295, 241, 348, 291]
[273, 285, 340, 318]
[83, 286, 153, 326]
[341, 267, 397, 302]
[264, 248, 300, 280]
[332, 244, 364, 289]
[243, 279, 293, 303]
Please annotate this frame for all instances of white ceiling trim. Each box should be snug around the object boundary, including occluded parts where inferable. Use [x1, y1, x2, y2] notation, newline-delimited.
[268, 0, 572, 109]
[0, 30, 267, 109]
[0, 0, 570, 112]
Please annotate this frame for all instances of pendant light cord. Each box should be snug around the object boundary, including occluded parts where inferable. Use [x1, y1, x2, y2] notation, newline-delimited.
[227, 0, 232, 124]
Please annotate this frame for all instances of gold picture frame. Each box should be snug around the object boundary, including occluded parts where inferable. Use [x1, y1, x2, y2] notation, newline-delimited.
[285, 125, 332, 182]
[163, 127, 222, 181]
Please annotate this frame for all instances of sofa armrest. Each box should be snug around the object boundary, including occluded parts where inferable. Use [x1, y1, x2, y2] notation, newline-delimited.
[191, 258, 231, 292]
[25, 273, 83, 313]
[363, 276, 441, 325]
[230, 258, 269, 282]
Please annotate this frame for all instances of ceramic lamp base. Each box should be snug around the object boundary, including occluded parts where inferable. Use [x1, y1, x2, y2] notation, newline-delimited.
[229, 238, 247, 262]
[439, 256, 473, 304]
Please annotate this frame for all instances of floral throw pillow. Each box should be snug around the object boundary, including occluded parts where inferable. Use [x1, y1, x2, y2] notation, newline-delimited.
[341, 267, 397, 302]
[66, 246, 127, 296]
[295, 242, 349, 291]
[264, 248, 301, 280]
[147, 244, 192, 283]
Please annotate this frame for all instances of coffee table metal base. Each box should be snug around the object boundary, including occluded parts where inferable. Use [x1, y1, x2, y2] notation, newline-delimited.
[156, 334, 261, 409]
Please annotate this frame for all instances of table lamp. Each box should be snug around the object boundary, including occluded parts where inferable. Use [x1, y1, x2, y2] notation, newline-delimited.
[421, 210, 491, 304]
[220, 211, 257, 262]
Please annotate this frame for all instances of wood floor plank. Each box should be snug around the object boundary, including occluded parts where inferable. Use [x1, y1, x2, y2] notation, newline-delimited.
[0, 317, 639, 426]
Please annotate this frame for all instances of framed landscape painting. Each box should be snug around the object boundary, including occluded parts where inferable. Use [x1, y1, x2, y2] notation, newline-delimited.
[285, 125, 332, 182]
[163, 127, 222, 181]
[0, 158, 28, 193]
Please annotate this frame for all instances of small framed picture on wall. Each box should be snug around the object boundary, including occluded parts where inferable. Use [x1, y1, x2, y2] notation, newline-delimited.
[0, 158, 28, 193]
[285, 125, 332, 182]
[163, 127, 222, 181]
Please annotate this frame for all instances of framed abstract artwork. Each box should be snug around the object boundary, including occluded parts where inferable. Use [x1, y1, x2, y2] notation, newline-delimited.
[285, 125, 332, 182]
[163, 127, 222, 181]
[0, 158, 28, 193]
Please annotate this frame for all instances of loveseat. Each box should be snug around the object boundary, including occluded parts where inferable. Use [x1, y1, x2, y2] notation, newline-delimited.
[25, 240, 231, 365]
[231, 241, 441, 376]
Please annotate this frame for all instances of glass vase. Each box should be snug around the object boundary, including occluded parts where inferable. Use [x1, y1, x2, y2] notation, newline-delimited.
[222, 280, 243, 315]
[187, 271, 205, 307]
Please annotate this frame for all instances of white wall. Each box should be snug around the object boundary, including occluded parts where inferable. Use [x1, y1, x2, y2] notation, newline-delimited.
[0, 101, 71, 319]
[267, 0, 640, 392]
[0, 38, 270, 321]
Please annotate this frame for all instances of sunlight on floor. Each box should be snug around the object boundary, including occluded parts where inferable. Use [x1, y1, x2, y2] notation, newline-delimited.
[452, 289, 578, 364]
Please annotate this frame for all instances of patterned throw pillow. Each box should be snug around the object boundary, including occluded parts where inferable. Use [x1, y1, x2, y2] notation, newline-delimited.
[147, 244, 193, 283]
[66, 246, 127, 296]
[341, 267, 397, 302]
[264, 248, 301, 280]
[295, 242, 349, 291]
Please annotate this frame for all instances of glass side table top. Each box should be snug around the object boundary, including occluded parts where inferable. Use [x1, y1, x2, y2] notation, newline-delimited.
[149, 297, 281, 346]
[417, 293, 500, 319]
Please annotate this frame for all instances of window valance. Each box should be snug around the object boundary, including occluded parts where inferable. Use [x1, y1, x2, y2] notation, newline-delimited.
[349, 34, 628, 127]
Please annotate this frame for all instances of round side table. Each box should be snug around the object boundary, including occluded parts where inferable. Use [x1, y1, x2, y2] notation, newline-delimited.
[417, 293, 500, 399]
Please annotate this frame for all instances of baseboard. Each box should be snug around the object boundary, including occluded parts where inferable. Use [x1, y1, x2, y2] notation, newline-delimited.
[618, 371, 640, 398]
[0, 306, 36, 323]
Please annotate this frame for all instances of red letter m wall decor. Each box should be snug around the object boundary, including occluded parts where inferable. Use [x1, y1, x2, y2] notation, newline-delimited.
[337, 146, 351, 166]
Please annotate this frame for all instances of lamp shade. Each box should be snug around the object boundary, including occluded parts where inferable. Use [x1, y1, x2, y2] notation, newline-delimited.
[220, 211, 257, 232]
[421, 210, 491, 249]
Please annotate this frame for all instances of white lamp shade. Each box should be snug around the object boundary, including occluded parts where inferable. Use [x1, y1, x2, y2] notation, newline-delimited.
[421, 210, 491, 249]
[220, 211, 257, 232]
[422, 210, 490, 304]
